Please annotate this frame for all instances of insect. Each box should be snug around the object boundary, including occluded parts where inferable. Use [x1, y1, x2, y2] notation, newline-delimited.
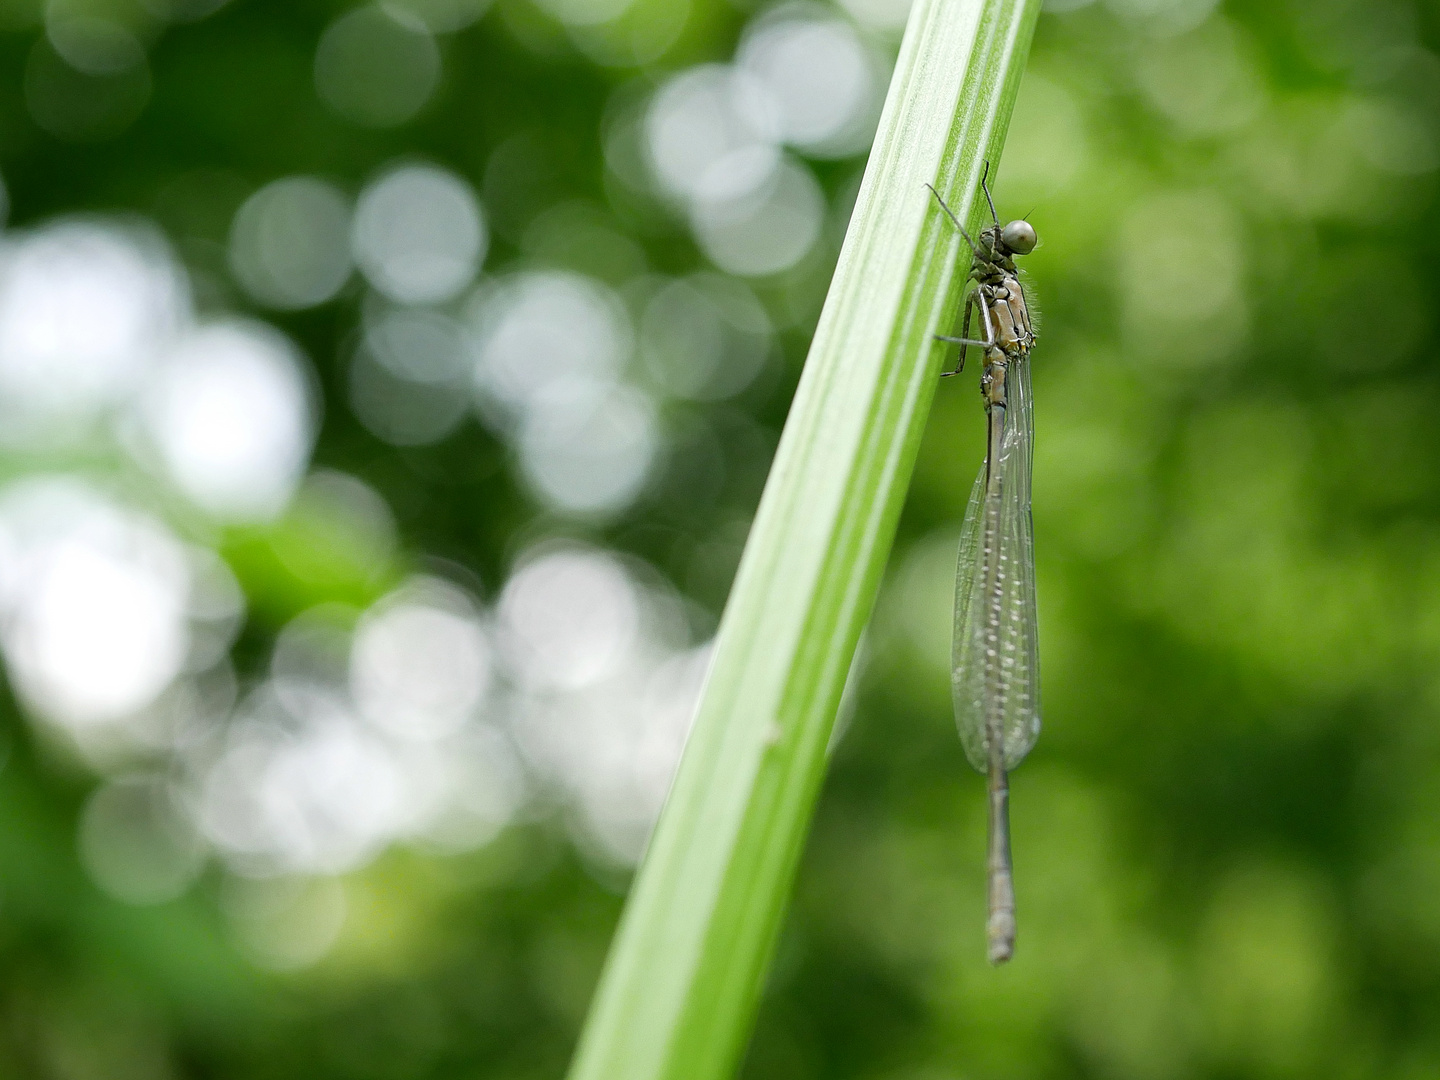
[925, 164, 1040, 965]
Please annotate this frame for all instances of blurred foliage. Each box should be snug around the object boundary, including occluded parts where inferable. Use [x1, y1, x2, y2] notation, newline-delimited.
[0, 0, 1439, 1078]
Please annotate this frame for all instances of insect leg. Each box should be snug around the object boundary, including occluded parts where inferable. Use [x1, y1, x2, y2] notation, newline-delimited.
[938, 291, 985, 376]
[980, 161, 1000, 230]
[973, 286, 998, 349]
[924, 182, 978, 256]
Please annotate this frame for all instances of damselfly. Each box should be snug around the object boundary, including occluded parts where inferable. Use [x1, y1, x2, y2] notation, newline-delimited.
[926, 165, 1039, 965]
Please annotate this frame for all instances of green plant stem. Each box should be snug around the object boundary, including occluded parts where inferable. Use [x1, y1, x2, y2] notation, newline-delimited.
[567, 1, 1041, 1077]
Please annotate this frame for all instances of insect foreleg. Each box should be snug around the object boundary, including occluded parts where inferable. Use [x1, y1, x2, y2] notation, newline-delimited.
[924, 183, 979, 256]
[980, 160, 1000, 229]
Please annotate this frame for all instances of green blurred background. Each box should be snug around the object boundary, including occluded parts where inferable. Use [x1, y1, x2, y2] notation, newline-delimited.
[0, 0, 1437, 1075]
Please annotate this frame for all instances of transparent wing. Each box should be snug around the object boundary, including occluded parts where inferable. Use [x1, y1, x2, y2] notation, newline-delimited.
[951, 356, 1041, 773]
[951, 461, 987, 769]
[999, 353, 1041, 766]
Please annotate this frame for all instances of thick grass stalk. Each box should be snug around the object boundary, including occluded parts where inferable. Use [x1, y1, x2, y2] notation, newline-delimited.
[566, 1, 1041, 1077]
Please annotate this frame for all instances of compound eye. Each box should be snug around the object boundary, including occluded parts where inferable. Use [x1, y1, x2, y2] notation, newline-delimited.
[1001, 220, 1037, 255]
